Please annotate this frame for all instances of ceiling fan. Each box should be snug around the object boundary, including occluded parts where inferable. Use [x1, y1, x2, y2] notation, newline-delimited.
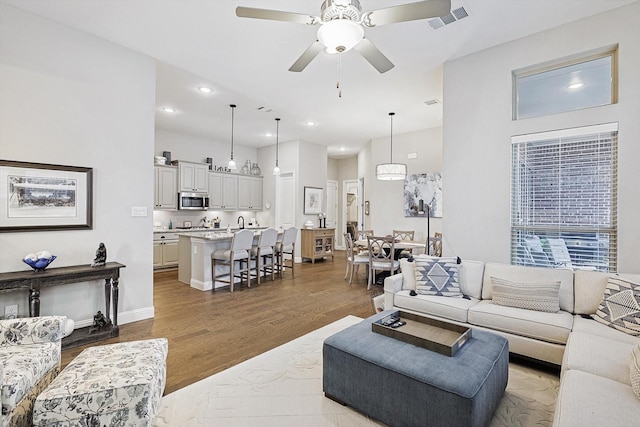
[236, 0, 452, 73]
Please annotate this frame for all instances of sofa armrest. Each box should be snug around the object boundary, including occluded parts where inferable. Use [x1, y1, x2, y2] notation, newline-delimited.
[0, 316, 67, 345]
[384, 273, 403, 294]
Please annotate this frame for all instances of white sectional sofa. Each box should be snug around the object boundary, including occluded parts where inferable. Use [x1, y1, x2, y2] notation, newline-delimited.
[383, 259, 640, 426]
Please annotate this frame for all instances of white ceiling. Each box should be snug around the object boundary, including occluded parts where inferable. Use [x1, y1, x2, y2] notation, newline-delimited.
[3, 0, 637, 158]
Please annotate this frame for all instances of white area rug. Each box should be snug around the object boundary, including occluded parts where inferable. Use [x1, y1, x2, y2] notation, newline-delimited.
[155, 316, 559, 426]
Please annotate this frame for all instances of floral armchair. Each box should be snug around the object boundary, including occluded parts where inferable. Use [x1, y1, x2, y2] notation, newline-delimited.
[0, 316, 66, 427]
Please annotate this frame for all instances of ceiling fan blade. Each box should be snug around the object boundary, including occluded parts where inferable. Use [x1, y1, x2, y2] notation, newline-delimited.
[236, 6, 319, 25]
[289, 41, 325, 72]
[363, 0, 451, 27]
[353, 39, 394, 74]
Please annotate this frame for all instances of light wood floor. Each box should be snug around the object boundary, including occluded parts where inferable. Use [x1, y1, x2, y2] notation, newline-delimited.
[61, 251, 376, 395]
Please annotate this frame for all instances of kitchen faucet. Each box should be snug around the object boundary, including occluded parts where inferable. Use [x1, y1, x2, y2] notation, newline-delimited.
[237, 216, 245, 229]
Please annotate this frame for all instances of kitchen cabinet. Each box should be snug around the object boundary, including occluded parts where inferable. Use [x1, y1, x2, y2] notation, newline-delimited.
[177, 161, 209, 193]
[209, 172, 238, 210]
[154, 166, 177, 210]
[153, 233, 179, 268]
[237, 175, 262, 210]
[301, 228, 335, 263]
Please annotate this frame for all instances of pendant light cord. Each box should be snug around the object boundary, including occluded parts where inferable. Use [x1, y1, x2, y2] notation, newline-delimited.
[389, 112, 395, 163]
[275, 118, 280, 166]
[230, 104, 236, 160]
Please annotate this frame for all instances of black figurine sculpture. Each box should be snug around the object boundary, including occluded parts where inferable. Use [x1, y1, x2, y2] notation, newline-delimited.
[91, 242, 107, 267]
[89, 310, 111, 334]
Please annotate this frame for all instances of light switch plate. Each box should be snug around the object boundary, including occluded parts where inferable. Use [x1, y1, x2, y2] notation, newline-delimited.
[131, 206, 148, 217]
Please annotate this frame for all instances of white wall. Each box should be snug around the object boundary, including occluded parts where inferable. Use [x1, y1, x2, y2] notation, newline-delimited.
[443, 2, 640, 272]
[365, 128, 443, 242]
[0, 5, 156, 324]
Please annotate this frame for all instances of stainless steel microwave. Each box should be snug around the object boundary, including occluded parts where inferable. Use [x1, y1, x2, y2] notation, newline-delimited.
[178, 192, 209, 210]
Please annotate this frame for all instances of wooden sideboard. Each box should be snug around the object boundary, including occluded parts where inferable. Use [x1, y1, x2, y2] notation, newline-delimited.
[0, 262, 125, 349]
[301, 228, 335, 263]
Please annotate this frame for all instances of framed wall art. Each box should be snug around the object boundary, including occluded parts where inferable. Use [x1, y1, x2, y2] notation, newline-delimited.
[303, 186, 323, 215]
[404, 173, 442, 218]
[0, 160, 93, 232]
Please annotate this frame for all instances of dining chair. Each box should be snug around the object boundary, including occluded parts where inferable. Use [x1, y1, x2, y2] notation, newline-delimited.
[392, 230, 415, 241]
[250, 228, 278, 285]
[344, 233, 369, 284]
[354, 229, 374, 255]
[428, 232, 443, 256]
[211, 229, 254, 292]
[393, 229, 415, 257]
[367, 235, 400, 290]
[275, 226, 298, 277]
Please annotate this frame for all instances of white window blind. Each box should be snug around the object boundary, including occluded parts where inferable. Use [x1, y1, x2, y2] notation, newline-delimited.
[511, 123, 618, 272]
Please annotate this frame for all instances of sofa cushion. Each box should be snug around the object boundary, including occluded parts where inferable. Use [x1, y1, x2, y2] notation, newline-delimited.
[0, 342, 60, 416]
[414, 256, 461, 297]
[491, 277, 560, 313]
[482, 263, 574, 312]
[574, 271, 640, 315]
[468, 300, 573, 345]
[393, 290, 480, 323]
[561, 331, 634, 385]
[457, 260, 485, 300]
[571, 315, 640, 345]
[593, 276, 640, 336]
[554, 369, 640, 426]
[630, 344, 640, 399]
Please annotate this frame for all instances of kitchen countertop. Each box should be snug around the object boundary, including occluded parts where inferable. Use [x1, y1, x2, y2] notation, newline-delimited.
[153, 226, 266, 233]
[177, 228, 273, 240]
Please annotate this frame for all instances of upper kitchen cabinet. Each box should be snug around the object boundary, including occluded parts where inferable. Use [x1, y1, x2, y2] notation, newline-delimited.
[209, 172, 238, 210]
[176, 161, 209, 193]
[154, 165, 177, 210]
[238, 175, 262, 210]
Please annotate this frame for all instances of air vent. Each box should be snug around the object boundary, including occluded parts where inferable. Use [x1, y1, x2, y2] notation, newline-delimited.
[428, 6, 468, 30]
[257, 106, 273, 113]
[424, 99, 442, 106]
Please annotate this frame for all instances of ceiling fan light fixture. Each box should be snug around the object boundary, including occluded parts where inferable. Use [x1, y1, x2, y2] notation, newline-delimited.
[376, 112, 407, 181]
[317, 20, 364, 54]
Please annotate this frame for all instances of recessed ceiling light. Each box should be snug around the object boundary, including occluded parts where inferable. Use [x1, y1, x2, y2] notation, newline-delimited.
[305, 121, 316, 126]
[340, 147, 346, 151]
[162, 107, 175, 113]
[265, 132, 273, 137]
[568, 82, 584, 90]
[198, 86, 213, 94]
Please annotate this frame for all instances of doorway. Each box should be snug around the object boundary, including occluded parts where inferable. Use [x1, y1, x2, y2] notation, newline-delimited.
[343, 179, 359, 246]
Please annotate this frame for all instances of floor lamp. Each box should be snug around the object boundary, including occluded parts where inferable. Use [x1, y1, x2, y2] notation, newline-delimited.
[418, 199, 430, 255]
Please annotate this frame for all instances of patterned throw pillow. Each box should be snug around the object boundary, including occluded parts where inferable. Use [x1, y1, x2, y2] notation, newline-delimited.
[631, 344, 640, 400]
[593, 276, 640, 336]
[415, 256, 461, 297]
[491, 277, 561, 313]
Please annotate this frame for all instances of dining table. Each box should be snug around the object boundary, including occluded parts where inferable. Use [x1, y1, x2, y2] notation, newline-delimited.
[354, 238, 441, 257]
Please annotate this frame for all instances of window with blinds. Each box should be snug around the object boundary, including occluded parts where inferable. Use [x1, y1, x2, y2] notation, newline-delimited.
[511, 123, 618, 272]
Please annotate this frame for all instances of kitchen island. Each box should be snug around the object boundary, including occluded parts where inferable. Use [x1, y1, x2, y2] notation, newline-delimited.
[177, 228, 270, 291]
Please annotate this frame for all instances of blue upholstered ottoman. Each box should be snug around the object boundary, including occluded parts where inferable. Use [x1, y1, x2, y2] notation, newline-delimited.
[323, 312, 508, 427]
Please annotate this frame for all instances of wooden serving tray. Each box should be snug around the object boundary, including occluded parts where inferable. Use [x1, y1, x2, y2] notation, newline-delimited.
[372, 310, 472, 356]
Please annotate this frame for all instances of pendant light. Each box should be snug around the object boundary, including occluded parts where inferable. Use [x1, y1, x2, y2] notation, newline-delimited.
[376, 112, 406, 180]
[227, 104, 237, 170]
[273, 117, 281, 176]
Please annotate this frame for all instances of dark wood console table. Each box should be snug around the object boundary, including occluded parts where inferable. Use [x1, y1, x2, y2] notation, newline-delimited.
[0, 262, 125, 349]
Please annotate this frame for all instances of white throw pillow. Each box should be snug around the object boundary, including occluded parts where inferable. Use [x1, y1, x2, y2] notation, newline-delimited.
[399, 258, 416, 291]
[631, 344, 640, 400]
[491, 277, 561, 313]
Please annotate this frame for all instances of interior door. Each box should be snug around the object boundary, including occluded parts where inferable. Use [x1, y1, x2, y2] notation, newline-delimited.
[276, 171, 296, 259]
[326, 180, 338, 232]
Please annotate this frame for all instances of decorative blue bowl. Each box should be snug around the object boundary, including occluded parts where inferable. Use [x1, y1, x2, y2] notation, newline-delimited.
[23, 255, 57, 271]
